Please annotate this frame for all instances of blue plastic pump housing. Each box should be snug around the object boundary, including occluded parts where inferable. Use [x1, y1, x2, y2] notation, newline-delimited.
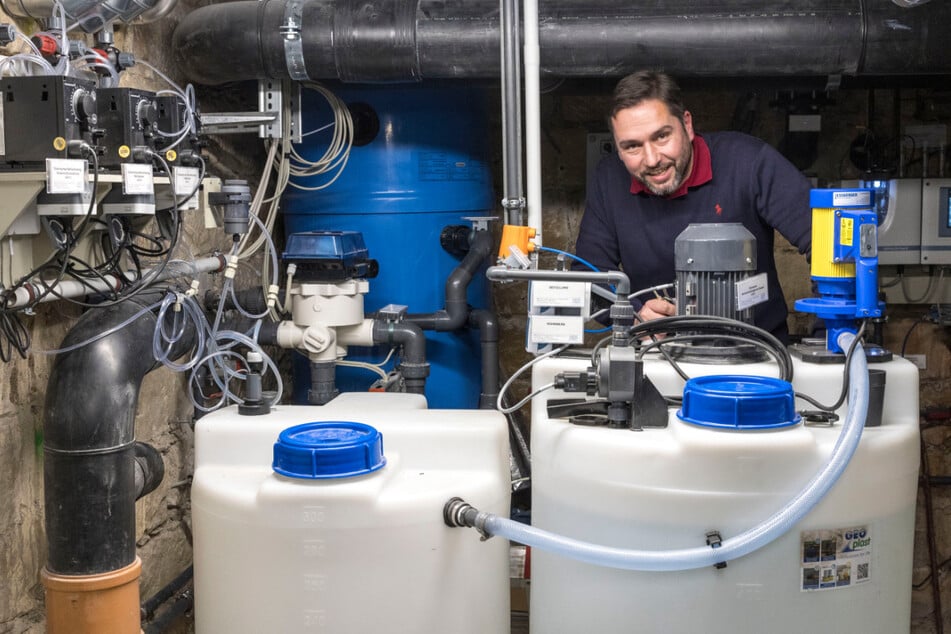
[283, 231, 379, 282]
[795, 188, 881, 353]
[677, 375, 802, 430]
[272, 421, 386, 479]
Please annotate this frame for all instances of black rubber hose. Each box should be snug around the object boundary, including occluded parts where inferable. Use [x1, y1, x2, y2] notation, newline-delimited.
[43, 295, 196, 575]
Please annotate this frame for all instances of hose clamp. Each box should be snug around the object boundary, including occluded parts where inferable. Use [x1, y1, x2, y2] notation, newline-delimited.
[281, 0, 308, 81]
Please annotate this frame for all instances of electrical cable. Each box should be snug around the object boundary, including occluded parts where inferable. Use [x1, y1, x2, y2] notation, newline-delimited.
[499, 382, 555, 415]
[901, 313, 931, 358]
[794, 320, 868, 412]
[627, 315, 794, 382]
[900, 267, 942, 303]
[497, 344, 570, 414]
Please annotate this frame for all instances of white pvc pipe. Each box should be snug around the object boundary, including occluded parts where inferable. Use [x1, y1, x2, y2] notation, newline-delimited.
[467, 332, 869, 571]
[5, 255, 225, 309]
[523, 0, 542, 248]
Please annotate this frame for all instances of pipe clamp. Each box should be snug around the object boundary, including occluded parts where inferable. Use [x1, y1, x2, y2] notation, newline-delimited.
[282, 0, 308, 80]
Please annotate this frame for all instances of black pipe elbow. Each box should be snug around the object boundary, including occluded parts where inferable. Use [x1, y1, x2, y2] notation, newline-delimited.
[133, 441, 165, 500]
[44, 297, 196, 575]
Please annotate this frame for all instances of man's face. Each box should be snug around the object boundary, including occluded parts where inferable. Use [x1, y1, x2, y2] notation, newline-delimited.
[611, 99, 695, 196]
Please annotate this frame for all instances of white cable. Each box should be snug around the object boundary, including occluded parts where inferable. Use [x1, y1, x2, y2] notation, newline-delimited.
[499, 381, 555, 414]
[337, 360, 388, 381]
[497, 344, 569, 413]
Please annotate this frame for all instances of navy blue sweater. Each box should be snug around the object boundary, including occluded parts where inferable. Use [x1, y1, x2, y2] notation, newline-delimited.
[575, 131, 812, 340]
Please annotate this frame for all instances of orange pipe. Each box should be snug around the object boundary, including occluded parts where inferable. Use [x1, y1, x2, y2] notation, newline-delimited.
[42, 557, 143, 634]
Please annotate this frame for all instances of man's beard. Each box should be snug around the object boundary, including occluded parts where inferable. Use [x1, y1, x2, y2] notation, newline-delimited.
[635, 141, 693, 196]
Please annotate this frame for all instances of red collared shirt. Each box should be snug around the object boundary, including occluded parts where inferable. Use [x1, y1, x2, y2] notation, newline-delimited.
[629, 135, 713, 198]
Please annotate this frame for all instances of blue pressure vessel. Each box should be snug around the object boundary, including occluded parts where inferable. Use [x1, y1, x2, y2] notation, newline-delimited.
[282, 82, 494, 409]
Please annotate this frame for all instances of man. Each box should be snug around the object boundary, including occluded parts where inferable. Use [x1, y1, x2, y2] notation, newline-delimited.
[575, 71, 812, 342]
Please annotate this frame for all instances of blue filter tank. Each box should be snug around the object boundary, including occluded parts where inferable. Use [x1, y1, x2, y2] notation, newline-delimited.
[282, 82, 494, 408]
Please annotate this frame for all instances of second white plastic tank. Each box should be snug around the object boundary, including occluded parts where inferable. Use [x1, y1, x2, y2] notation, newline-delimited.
[530, 352, 919, 634]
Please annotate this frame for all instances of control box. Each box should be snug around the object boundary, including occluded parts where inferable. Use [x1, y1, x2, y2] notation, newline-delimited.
[0, 75, 97, 164]
[95, 87, 159, 168]
[921, 178, 951, 265]
[874, 179, 922, 265]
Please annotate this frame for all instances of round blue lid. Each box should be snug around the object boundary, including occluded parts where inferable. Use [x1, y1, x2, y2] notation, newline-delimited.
[273, 421, 386, 479]
[809, 188, 874, 209]
[677, 375, 801, 430]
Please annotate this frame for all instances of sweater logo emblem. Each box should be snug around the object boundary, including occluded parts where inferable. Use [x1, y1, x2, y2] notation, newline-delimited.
[715, 203, 723, 215]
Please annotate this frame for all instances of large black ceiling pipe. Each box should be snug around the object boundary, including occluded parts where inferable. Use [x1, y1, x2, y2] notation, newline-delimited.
[172, 0, 951, 85]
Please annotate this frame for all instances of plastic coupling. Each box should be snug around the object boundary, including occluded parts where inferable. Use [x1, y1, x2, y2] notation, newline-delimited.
[443, 497, 493, 540]
[400, 361, 431, 380]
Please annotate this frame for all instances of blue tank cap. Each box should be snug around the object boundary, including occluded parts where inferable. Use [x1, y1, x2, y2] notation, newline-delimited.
[273, 421, 386, 479]
[677, 375, 801, 430]
[809, 188, 875, 209]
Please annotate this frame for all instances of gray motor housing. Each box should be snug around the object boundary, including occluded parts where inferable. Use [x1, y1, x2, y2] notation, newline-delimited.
[675, 223, 757, 322]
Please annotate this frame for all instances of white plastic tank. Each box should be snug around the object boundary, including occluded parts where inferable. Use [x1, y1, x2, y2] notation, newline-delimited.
[192, 392, 511, 634]
[530, 352, 920, 634]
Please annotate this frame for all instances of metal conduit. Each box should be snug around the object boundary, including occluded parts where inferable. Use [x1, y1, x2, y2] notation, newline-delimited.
[172, 0, 951, 85]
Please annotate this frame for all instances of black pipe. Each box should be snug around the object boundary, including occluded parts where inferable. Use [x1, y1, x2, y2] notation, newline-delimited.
[372, 320, 430, 394]
[141, 565, 194, 621]
[172, 0, 951, 85]
[43, 296, 196, 575]
[142, 590, 194, 634]
[406, 228, 494, 331]
[469, 308, 499, 409]
[308, 360, 339, 405]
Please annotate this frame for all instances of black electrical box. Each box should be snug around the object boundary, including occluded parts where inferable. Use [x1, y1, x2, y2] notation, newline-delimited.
[154, 94, 200, 165]
[95, 87, 159, 168]
[0, 75, 97, 165]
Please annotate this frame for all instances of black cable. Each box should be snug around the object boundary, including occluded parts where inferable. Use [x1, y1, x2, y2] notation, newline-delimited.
[793, 321, 868, 412]
[641, 333, 791, 382]
[900, 314, 930, 358]
[0, 311, 30, 361]
[627, 315, 794, 382]
[913, 554, 951, 590]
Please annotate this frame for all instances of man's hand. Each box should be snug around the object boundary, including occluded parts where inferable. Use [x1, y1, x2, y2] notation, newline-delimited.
[638, 297, 676, 322]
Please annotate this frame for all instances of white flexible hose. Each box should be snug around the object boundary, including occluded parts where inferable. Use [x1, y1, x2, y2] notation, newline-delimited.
[474, 331, 869, 571]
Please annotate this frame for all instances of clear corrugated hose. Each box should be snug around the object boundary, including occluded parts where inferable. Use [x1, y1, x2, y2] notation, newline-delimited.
[458, 331, 869, 571]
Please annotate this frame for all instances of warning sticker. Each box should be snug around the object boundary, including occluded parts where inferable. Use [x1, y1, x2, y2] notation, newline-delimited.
[800, 526, 871, 592]
[839, 217, 854, 247]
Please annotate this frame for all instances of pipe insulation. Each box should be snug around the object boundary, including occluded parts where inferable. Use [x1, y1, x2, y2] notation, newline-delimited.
[172, 0, 951, 85]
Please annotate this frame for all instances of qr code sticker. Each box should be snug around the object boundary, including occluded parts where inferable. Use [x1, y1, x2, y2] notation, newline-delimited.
[857, 563, 869, 580]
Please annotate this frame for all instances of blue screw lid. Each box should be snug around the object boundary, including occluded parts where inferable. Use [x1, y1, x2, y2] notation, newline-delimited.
[273, 421, 386, 479]
[677, 375, 801, 430]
